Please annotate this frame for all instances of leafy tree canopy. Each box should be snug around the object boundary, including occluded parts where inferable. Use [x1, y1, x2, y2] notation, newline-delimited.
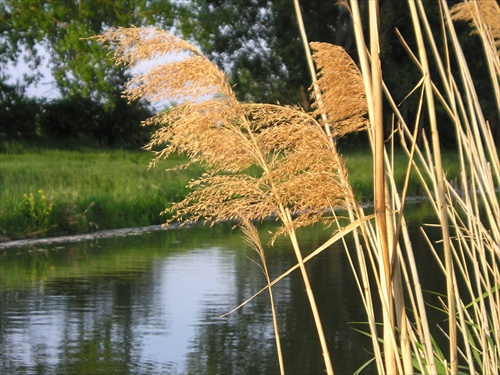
[1, 0, 361, 105]
[0, 0, 176, 104]
[174, 0, 447, 106]
[175, 0, 355, 104]
[0, 0, 493, 125]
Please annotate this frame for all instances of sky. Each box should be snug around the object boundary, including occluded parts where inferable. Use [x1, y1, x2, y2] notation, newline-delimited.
[4, 41, 190, 104]
[4, 46, 60, 99]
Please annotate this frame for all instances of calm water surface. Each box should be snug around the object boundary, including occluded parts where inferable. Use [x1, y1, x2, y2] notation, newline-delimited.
[0, 210, 444, 374]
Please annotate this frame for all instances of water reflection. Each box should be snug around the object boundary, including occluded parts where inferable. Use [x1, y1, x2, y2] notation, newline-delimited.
[0, 215, 441, 374]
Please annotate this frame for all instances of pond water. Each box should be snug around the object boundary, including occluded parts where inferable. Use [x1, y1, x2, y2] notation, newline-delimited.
[0, 205, 445, 375]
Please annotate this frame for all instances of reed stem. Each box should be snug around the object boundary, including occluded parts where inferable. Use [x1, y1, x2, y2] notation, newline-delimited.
[293, 0, 334, 145]
[241, 219, 285, 375]
[408, 2, 457, 372]
[282, 206, 334, 375]
[367, 1, 398, 372]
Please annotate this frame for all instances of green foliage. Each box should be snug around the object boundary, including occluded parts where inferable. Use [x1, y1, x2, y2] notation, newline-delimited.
[17, 189, 53, 234]
[39, 94, 152, 147]
[0, 0, 176, 103]
[40, 95, 105, 140]
[0, 90, 153, 148]
[0, 147, 204, 240]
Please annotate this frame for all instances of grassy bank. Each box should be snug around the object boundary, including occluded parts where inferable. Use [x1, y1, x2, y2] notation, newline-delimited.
[0, 143, 458, 241]
[0, 144, 204, 240]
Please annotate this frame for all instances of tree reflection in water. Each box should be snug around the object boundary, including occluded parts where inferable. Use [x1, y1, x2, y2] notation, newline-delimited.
[0, 217, 441, 374]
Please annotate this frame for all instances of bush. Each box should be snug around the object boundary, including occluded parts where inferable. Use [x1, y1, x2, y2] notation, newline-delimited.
[0, 81, 42, 140]
[40, 95, 106, 141]
[39, 95, 153, 148]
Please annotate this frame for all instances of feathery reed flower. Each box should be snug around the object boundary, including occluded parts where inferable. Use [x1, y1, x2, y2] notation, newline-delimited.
[96, 28, 354, 237]
[309, 42, 369, 137]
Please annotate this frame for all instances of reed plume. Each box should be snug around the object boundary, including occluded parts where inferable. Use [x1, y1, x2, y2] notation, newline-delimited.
[96, 26, 360, 375]
[309, 42, 369, 137]
[451, 0, 500, 56]
[162, 102, 351, 236]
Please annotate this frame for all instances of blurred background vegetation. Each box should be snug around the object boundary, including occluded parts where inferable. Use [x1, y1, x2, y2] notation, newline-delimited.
[1, 0, 498, 150]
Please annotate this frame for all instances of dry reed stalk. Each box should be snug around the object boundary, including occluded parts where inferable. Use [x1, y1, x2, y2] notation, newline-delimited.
[302, 8, 394, 372]
[311, 2, 414, 373]
[420, 3, 499, 371]
[367, 2, 398, 373]
[384, 81, 439, 373]
[350, 1, 406, 372]
[439, 0, 500, 200]
[381, 1, 500, 372]
[240, 218, 285, 375]
[344, 0, 498, 373]
[343, 2, 449, 373]
[347, 2, 388, 373]
[407, 1, 458, 373]
[293, 0, 334, 145]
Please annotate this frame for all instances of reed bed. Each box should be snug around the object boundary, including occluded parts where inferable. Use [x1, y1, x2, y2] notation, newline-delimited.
[341, 0, 500, 373]
[94, 0, 499, 373]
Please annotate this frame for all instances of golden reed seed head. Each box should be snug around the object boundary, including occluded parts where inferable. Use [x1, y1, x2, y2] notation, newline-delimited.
[451, 0, 500, 57]
[93, 27, 201, 67]
[97, 27, 356, 236]
[309, 42, 369, 137]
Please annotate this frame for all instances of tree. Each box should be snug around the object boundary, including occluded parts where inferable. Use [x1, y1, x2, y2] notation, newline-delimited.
[39, 94, 151, 147]
[0, 0, 174, 146]
[0, 0, 176, 104]
[175, 0, 355, 105]
[1, 0, 496, 142]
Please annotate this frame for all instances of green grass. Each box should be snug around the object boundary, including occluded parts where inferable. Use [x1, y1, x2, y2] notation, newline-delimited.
[0, 144, 204, 240]
[0, 143, 459, 241]
[341, 147, 460, 202]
